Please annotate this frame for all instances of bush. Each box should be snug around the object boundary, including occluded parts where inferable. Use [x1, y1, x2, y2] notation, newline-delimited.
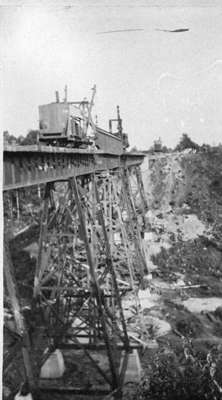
[174, 133, 200, 152]
[135, 343, 222, 400]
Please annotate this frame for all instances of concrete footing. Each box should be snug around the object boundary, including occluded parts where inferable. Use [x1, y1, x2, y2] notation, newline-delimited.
[40, 349, 65, 379]
[120, 350, 142, 384]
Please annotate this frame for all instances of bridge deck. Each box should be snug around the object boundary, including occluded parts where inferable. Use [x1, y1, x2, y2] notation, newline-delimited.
[3, 145, 145, 190]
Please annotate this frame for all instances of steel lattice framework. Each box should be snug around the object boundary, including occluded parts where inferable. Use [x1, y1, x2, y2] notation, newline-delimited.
[3, 146, 148, 398]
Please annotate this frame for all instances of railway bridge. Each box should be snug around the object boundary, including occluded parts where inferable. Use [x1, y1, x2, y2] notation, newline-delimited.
[3, 145, 148, 399]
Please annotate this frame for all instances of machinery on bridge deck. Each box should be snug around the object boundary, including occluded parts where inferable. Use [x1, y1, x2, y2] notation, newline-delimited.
[39, 85, 129, 154]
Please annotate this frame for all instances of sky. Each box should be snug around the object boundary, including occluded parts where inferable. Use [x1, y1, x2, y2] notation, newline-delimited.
[1, 0, 222, 149]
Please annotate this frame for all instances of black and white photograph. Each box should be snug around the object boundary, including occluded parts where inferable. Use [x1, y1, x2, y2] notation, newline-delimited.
[1, 1, 222, 399]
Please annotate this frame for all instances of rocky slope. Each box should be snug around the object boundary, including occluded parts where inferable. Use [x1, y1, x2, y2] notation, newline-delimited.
[135, 149, 222, 399]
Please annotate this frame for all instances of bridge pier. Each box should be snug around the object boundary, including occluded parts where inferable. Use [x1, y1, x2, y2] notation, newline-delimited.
[3, 159, 147, 397]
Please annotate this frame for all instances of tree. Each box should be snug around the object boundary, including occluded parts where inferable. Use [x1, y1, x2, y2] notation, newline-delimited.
[3, 129, 40, 146]
[3, 131, 17, 145]
[130, 145, 138, 152]
[174, 133, 199, 152]
[17, 135, 25, 145]
[20, 130, 39, 145]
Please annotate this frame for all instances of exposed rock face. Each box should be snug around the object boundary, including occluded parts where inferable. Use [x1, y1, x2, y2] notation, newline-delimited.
[141, 150, 222, 282]
[142, 150, 222, 229]
[135, 151, 222, 400]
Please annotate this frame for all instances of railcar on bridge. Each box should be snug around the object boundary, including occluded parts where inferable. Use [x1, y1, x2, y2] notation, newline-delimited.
[38, 86, 129, 154]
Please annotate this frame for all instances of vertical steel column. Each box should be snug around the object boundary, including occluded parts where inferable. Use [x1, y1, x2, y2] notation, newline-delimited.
[108, 174, 114, 250]
[4, 240, 34, 389]
[69, 176, 120, 390]
[135, 166, 148, 225]
[94, 176, 130, 350]
[88, 177, 99, 340]
[15, 190, 20, 220]
[111, 174, 139, 312]
[121, 168, 148, 277]
[33, 183, 51, 298]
